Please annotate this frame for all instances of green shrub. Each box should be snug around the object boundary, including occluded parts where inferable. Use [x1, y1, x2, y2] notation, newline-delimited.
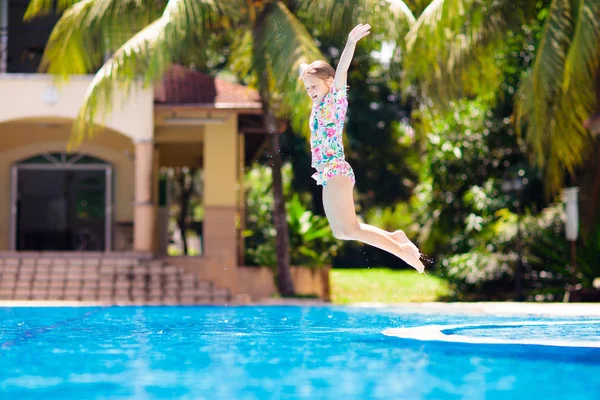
[243, 163, 338, 268]
[441, 201, 600, 301]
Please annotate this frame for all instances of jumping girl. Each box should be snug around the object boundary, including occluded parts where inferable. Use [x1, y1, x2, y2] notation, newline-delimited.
[299, 23, 425, 272]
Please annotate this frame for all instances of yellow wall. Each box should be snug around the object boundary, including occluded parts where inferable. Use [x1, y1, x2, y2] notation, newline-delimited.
[0, 75, 154, 141]
[203, 115, 239, 206]
[0, 121, 135, 250]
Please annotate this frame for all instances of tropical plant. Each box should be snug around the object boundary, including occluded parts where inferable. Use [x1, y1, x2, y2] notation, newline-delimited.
[243, 163, 280, 268]
[442, 197, 600, 302]
[25, 0, 418, 296]
[286, 194, 339, 267]
[404, 0, 600, 201]
[244, 163, 339, 268]
[407, 0, 600, 200]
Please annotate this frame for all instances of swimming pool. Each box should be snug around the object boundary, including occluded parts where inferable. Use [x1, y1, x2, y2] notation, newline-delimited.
[1, 305, 599, 399]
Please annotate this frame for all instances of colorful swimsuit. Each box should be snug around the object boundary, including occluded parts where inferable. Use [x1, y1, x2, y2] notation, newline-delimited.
[309, 86, 355, 187]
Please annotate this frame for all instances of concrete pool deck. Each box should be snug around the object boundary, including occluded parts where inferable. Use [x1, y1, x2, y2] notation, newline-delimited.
[1, 300, 600, 317]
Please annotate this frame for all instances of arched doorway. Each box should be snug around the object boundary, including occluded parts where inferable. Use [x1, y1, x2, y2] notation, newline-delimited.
[10, 152, 113, 251]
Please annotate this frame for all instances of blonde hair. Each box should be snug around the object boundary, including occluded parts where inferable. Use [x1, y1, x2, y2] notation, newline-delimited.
[300, 60, 335, 80]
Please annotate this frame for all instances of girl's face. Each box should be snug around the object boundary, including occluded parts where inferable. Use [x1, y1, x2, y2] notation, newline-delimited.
[303, 75, 333, 105]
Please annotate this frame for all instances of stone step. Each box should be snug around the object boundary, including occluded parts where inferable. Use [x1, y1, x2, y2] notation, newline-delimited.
[0, 257, 231, 305]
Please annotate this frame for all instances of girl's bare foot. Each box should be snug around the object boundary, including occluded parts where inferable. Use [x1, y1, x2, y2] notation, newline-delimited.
[391, 231, 425, 273]
[400, 243, 425, 273]
[390, 230, 409, 244]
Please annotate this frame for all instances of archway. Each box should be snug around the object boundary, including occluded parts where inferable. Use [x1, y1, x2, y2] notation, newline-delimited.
[11, 152, 113, 251]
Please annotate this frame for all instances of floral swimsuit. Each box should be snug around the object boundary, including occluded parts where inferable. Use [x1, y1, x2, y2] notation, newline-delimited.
[309, 86, 355, 187]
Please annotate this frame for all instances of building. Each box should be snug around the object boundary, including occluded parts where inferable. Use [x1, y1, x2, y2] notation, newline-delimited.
[0, 0, 329, 304]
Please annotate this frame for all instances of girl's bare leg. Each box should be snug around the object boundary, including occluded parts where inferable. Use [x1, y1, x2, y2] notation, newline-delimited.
[322, 176, 424, 272]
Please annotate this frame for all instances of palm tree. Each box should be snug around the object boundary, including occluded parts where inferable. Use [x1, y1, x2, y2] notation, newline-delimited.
[403, 0, 600, 202]
[25, 0, 416, 295]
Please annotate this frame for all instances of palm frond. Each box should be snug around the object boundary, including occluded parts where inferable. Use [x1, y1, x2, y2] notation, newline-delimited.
[404, 0, 534, 103]
[563, 0, 600, 88]
[24, 0, 84, 20]
[69, 0, 237, 148]
[561, 0, 600, 118]
[228, 30, 256, 86]
[515, 0, 595, 195]
[297, 0, 415, 42]
[40, 0, 102, 76]
[253, 1, 326, 138]
[39, 0, 170, 77]
[83, 0, 169, 53]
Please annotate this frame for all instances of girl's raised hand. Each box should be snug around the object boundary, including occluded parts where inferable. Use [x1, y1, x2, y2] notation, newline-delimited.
[348, 23, 371, 44]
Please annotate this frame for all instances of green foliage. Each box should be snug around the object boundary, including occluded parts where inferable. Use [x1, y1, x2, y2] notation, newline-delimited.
[243, 164, 278, 268]
[405, 0, 599, 196]
[287, 194, 340, 267]
[243, 163, 338, 268]
[364, 203, 416, 236]
[442, 201, 600, 301]
[410, 97, 545, 255]
[527, 210, 600, 292]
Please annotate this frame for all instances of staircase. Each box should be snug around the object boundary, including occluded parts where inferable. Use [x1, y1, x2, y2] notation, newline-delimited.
[0, 254, 232, 305]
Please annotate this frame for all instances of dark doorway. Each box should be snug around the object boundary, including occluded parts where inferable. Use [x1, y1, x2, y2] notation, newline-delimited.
[16, 169, 107, 251]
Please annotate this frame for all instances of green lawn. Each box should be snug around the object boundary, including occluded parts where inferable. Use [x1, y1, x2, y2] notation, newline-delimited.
[330, 268, 452, 304]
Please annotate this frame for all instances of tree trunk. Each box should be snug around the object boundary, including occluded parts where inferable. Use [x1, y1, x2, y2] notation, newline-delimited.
[581, 70, 600, 240]
[265, 111, 295, 296]
[177, 168, 196, 256]
[586, 139, 600, 227]
[252, 11, 294, 295]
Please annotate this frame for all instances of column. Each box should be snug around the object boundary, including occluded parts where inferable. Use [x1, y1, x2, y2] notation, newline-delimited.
[133, 139, 156, 253]
[237, 132, 245, 265]
[203, 115, 238, 292]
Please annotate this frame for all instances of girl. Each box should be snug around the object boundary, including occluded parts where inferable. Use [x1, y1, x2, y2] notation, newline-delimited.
[299, 23, 425, 273]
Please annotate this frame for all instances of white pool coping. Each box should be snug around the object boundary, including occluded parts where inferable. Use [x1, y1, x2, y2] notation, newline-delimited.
[383, 320, 600, 349]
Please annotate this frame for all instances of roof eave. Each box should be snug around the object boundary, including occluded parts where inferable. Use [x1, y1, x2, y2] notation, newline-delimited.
[154, 102, 263, 114]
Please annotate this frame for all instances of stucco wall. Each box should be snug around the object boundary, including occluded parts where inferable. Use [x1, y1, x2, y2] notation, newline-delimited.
[0, 75, 154, 141]
[238, 266, 331, 301]
[169, 257, 331, 301]
[0, 122, 135, 250]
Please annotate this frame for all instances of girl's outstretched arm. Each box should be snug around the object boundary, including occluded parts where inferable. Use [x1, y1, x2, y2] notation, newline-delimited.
[334, 23, 371, 90]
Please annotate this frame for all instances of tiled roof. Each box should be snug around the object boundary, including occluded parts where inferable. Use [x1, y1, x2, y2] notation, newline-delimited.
[154, 64, 262, 109]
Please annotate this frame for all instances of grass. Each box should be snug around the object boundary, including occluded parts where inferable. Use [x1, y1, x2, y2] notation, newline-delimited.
[330, 268, 452, 304]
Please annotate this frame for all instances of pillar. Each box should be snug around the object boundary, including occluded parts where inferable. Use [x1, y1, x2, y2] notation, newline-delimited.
[237, 132, 245, 266]
[133, 139, 156, 253]
[203, 115, 239, 292]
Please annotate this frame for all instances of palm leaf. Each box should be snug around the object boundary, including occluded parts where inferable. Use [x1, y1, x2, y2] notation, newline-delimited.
[24, 0, 84, 20]
[39, 0, 102, 76]
[252, 1, 326, 138]
[558, 0, 600, 167]
[68, 0, 237, 147]
[404, 0, 534, 103]
[228, 30, 257, 87]
[39, 0, 170, 77]
[515, 0, 585, 195]
[297, 0, 415, 42]
[563, 0, 600, 91]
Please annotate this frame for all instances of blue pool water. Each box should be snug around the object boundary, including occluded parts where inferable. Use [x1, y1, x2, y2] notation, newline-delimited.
[1, 306, 600, 399]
